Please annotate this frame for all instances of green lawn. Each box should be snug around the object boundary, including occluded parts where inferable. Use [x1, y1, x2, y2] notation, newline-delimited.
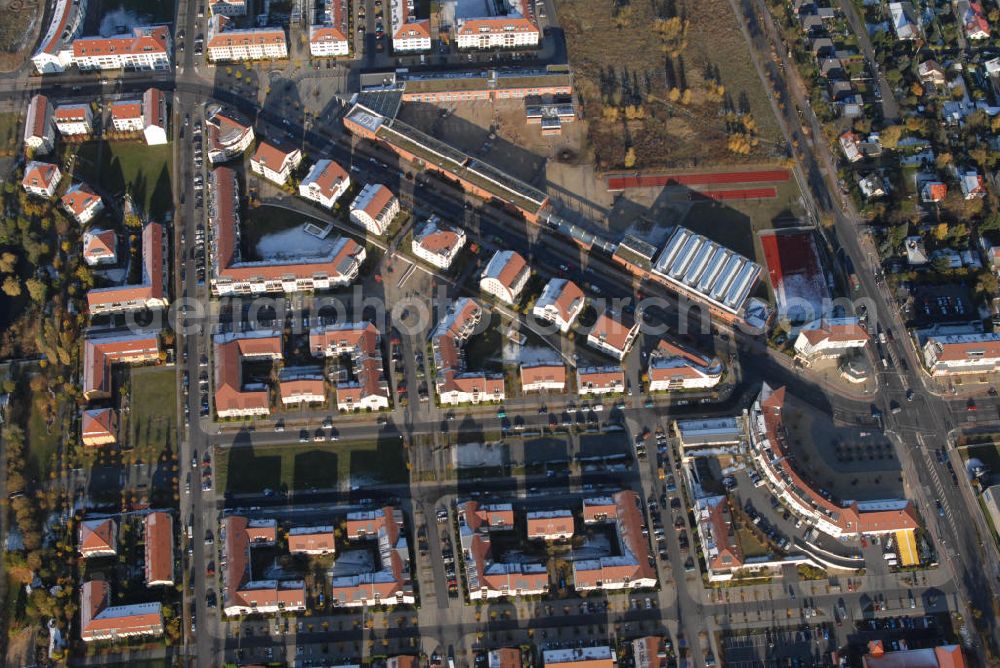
[0, 112, 20, 155]
[72, 141, 173, 221]
[217, 437, 408, 495]
[125, 366, 177, 462]
[738, 527, 771, 559]
[25, 396, 61, 481]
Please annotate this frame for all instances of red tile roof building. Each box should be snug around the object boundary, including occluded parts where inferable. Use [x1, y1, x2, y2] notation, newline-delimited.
[520, 363, 566, 393]
[431, 298, 505, 405]
[83, 229, 118, 267]
[793, 316, 869, 361]
[922, 333, 1000, 375]
[81, 408, 118, 446]
[480, 250, 530, 305]
[455, 16, 539, 50]
[310, 0, 349, 56]
[54, 102, 93, 136]
[24, 94, 55, 155]
[390, 0, 431, 52]
[87, 222, 168, 314]
[576, 366, 625, 396]
[206, 109, 255, 164]
[251, 140, 303, 185]
[82, 331, 161, 401]
[207, 15, 287, 62]
[299, 159, 351, 209]
[526, 510, 574, 541]
[80, 518, 117, 558]
[330, 507, 415, 607]
[210, 167, 366, 295]
[587, 313, 639, 360]
[573, 491, 657, 591]
[459, 500, 549, 600]
[110, 99, 144, 133]
[489, 648, 523, 668]
[647, 339, 724, 391]
[80, 580, 163, 642]
[142, 88, 168, 145]
[278, 368, 326, 406]
[221, 516, 305, 616]
[862, 644, 967, 668]
[749, 383, 920, 538]
[62, 182, 104, 224]
[31, 0, 86, 74]
[213, 331, 283, 418]
[693, 495, 744, 581]
[144, 512, 174, 586]
[412, 215, 467, 269]
[72, 26, 171, 71]
[532, 278, 584, 332]
[21, 161, 62, 198]
[631, 637, 667, 668]
[309, 322, 390, 412]
[288, 526, 336, 555]
[349, 183, 400, 236]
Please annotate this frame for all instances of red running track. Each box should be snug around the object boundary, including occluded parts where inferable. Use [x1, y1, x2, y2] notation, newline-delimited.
[693, 187, 777, 200]
[607, 169, 790, 191]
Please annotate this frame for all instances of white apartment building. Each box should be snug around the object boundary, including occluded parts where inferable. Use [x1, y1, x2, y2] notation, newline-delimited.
[310, 0, 349, 56]
[24, 95, 55, 155]
[298, 159, 351, 209]
[793, 317, 869, 361]
[587, 313, 639, 360]
[54, 103, 93, 136]
[350, 183, 400, 236]
[207, 15, 288, 62]
[83, 229, 118, 266]
[206, 108, 255, 164]
[110, 100, 144, 133]
[647, 340, 723, 391]
[532, 278, 584, 332]
[576, 366, 625, 395]
[209, 0, 247, 15]
[411, 216, 466, 269]
[480, 250, 529, 305]
[250, 140, 303, 185]
[142, 88, 168, 146]
[391, 0, 432, 52]
[62, 183, 104, 224]
[922, 333, 1000, 375]
[520, 363, 566, 393]
[21, 161, 62, 198]
[455, 18, 540, 50]
[71, 26, 171, 71]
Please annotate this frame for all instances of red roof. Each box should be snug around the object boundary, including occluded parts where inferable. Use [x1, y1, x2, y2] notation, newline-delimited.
[84, 230, 117, 263]
[208, 16, 285, 49]
[81, 408, 117, 444]
[27, 94, 50, 138]
[73, 26, 170, 59]
[394, 19, 431, 40]
[302, 160, 349, 198]
[83, 332, 160, 398]
[86, 223, 164, 311]
[288, 528, 336, 553]
[62, 182, 102, 218]
[143, 88, 166, 129]
[80, 580, 162, 641]
[456, 17, 537, 35]
[252, 140, 298, 173]
[144, 512, 174, 585]
[54, 104, 90, 123]
[212, 167, 365, 285]
[111, 100, 142, 121]
[589, 313, 637, 353]
[214, 333, 282, 414]
[520, 363, 566, 387]
[80, 518, 116, 556]
[22, 161, 60, 192]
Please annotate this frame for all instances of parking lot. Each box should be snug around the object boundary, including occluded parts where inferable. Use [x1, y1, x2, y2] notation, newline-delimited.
[721, 626, 832, 668]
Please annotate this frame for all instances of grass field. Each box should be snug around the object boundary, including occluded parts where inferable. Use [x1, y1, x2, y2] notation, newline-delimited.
[738, 527, 771, 558]
[217, 437, 408, 495]
[72, 141, 173, 220]
[125, 366, 177, 462]
[25, 396, 61, 481]
[0, 112, 20, 155]
[555, 0, 782, 170]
